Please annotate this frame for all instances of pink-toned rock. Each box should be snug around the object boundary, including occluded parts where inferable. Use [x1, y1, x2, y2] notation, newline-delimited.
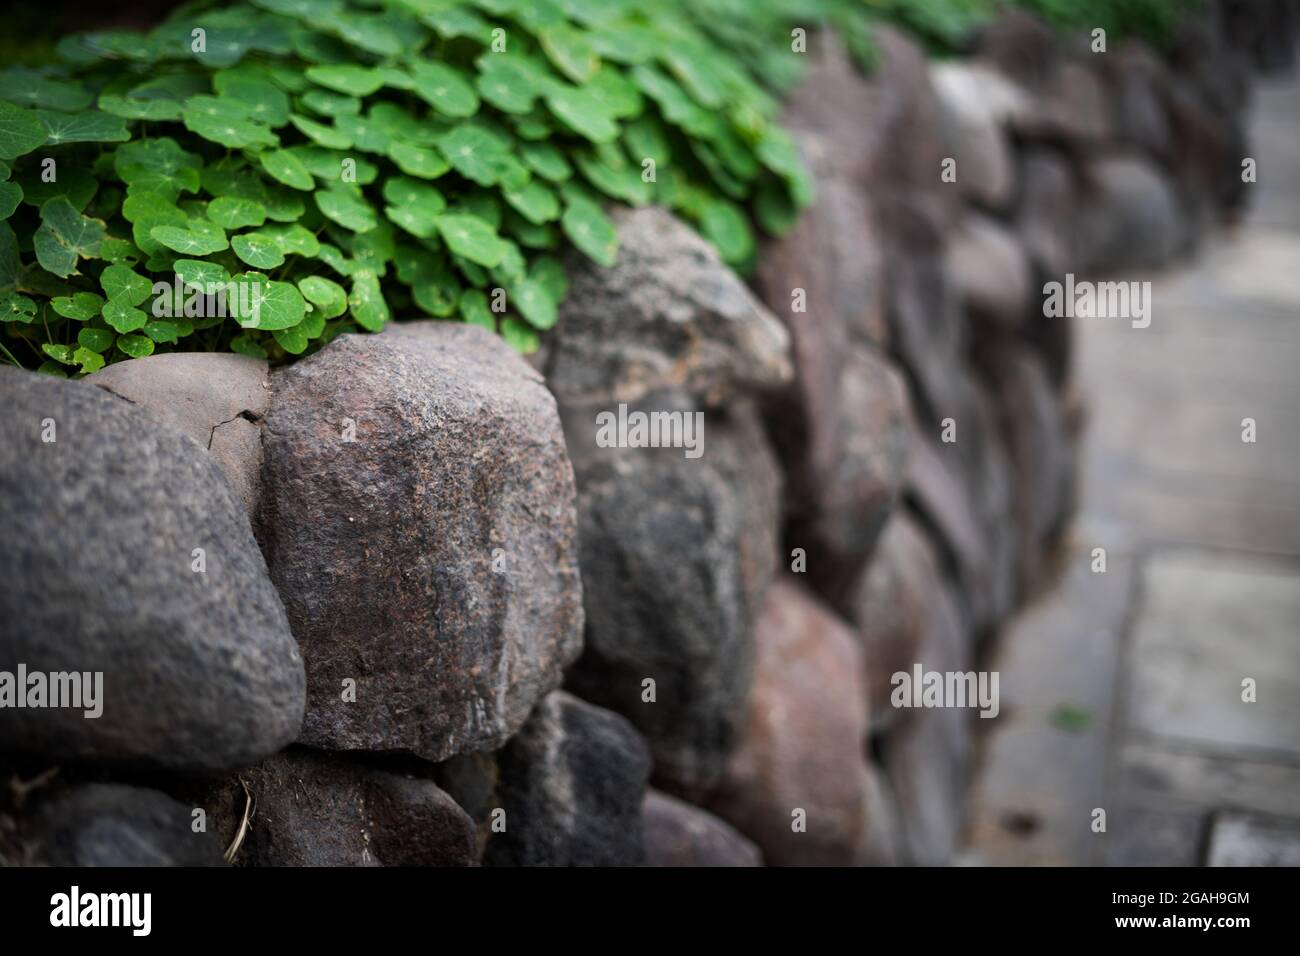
[706, 580, 875, 866]
[643, 789, 762, 867]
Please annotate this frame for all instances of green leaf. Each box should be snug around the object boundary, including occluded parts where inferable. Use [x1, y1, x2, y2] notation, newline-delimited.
[0, 69, 93, 111]
[458, 287, 494, 330]
[561, 195, 617, 267]
[52, 291, 105, 320]
[260, 223, 320, 257]
[383, 177, 446, 238]
[259, 148, 314, 190]
[71, 346, 104, 373]
[273, 323, 309, 354]
[116, 333, 154, 358]
[232, 232, 286, 269]
[503, 179, 560, 224]
[348, 270, 388, 331]
[298, 275, 347, 318]
[143, 320, 180, 344]
[182, 98, 278, 149]
[539, 27, 600, 84]
[100, 264, 152, 306]
[519, 141, 572, 183]
[299, 89, 360, 116]
[436, 214, 506, 268]
[0, 180, 20, 219]
[229, 332, 268, 360]
[77, 327, 115, 352]
[698, 198, 754, 265]
[288, 113, 353, 150]
[150, 221, 229, 256]
[102, 298, 148, 333]
[34, 197, 106, 276]
[0, 102, 48, 159]
[213, 69, 291, 126]
[1, 290, 37, 322]
[207, 195, 267, 229]
[437, 125, 510, 186]
[174, 258, 231, 293]
[501, 317, 538, 354]
[305, 65, 385, 97]
[544, 86, 618, 143]
[316, 186, 377, 232]
[244, 278, 306, 330]
[388, 141, 450, 180]
[409, 62, 479, 118]
[114, 136, 202, 200]
[34, 109, 128, 146]
[510, 277, 558, 330]
[41, 342, 74, 363]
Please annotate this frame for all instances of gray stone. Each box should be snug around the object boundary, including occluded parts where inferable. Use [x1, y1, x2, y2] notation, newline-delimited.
[1102, 41, 1177, 164]
[258, 322, 583, 762]
[562, 397, 781, 794]
[89, 353, 271, 515]
[1207, 811, 1300, 866]
[23, 784, 224, 866]
[201, 748, 478, 867]
[485, 692, 650, 867]
[0, 369, 304, 772]
[643, 789, 762, 867]
[835, 511, 942, 727]
[945, 213, 1032, 332]
[881, 580, 974, 866]
[706, 580, 875, 867]
[931, 62, 1024, 212]
[1127, 550, 1300, 757]
[544, 206, 791, 408]
[1078, 155, 1185, 272]
[1015, 148, 1080, 279]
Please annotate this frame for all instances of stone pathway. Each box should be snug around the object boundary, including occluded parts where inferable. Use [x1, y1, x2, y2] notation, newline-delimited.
[963, 64, 1300, 866]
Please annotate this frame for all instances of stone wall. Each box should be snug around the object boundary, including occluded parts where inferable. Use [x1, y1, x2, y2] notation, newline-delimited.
[0, 4, 1283, 866]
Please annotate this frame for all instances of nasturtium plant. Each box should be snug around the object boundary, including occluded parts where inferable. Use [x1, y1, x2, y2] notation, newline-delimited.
[0, 0, 1187, 372]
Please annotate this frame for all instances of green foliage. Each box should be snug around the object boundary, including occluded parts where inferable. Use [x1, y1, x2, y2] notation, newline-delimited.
[0, 0, 1205, 371]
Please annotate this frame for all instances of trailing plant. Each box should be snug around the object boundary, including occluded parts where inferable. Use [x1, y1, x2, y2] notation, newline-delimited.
[0, 0, 815, 371]
[0, 0, 1208, 374]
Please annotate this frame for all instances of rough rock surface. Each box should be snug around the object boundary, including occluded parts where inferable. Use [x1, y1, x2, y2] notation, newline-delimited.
[23, 784, 224, 866]
[201, 748, 478, 867]
[945, 214, 1032, 332]
[1078, 155, 1185, 272]
[931, 61, 1024, 212]
[706, 580, 875, 866]
[561, 398, 782, 794]
[545, 206, 791, 407]
[881, 581, 974, 866]
[259, 323, 583, 762]
[643, 789, 762, 867]
[0, 369, 304, 772]
[89, 353, 271, 515]
[1015, 148, 1080, 279]
[485, 692, 651, 867]
[834, 511, 942, 727]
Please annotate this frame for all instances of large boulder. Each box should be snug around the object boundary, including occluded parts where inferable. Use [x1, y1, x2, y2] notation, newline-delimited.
[1078, 155, 1185, 272]
[561, 397, 781, 794]
[89, 353, 271, 515]
[21, 784, 224, 866]
[485, 692, 651, 867]
[643, 789, 762, 867]
[544, 206, 791, 408]
[0, 369, 304, 772]
[199, 748, 478, 866]
[706, 580, 876, 866]
[1015, 148, 1081, 280]
[944, 213, 1032, 333]
[930, 61, 1024, 212]
[833, 511, 941, 728]
[258, 322, 583, 762]
[1100, 41, 1177, 165]
[880, 580, 975, 866]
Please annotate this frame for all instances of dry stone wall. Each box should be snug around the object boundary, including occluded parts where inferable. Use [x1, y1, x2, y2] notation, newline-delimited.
[0, 4, 1283, 866]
